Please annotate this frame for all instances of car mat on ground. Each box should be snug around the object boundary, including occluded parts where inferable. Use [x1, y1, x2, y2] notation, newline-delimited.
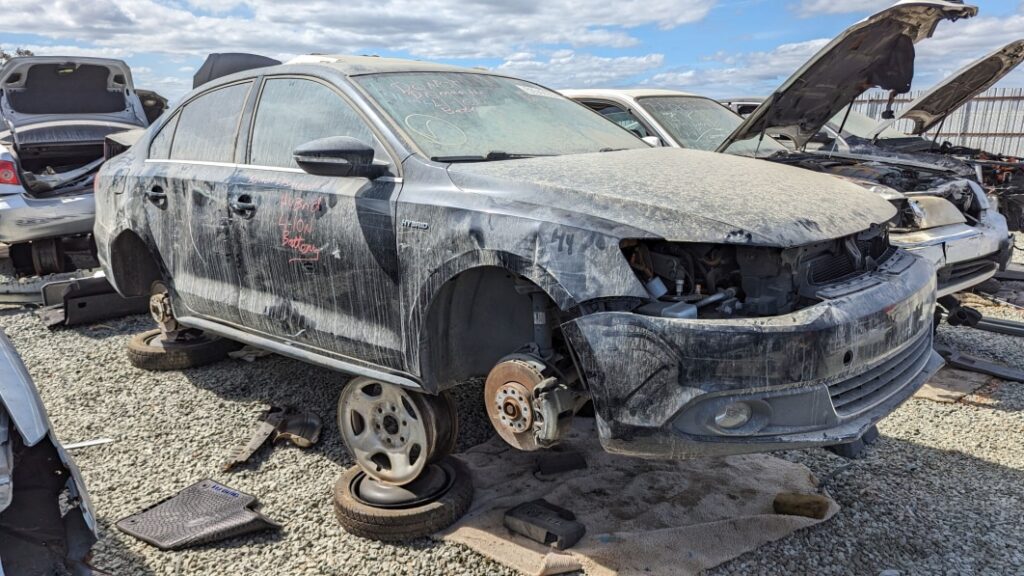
[438, 418, 838, 576]
[116, 479, 281, 550]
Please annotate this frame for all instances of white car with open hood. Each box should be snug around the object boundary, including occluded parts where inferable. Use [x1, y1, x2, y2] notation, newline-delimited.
[569, 0, 1011, 297]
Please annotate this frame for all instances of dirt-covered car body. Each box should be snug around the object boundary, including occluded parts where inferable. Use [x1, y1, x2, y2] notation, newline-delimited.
[0, 330, 96, 576]
[96, 55, 938, 459]
[0, 56, 155, 245]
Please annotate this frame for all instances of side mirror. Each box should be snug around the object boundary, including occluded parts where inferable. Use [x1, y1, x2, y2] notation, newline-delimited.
[293, 136, 385, 178]
[641, 136, 663, 147]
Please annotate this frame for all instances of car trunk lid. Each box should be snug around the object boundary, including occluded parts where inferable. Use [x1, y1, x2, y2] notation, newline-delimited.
[0, 57, 148, 194]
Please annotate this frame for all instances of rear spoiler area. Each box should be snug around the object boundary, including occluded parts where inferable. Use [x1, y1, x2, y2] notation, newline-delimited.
[194, 53, 281, 88]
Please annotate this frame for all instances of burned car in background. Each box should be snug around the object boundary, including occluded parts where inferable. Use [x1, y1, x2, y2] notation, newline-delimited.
[0, 56, 164, 274]
[0, 330, 97, 575]
[622, 0, 1007, 297]
[95, 55, 938, 537]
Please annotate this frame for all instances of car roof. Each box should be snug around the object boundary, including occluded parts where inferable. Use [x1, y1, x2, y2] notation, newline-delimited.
[561, 88, 701, 99]
[283, 54, 489, 77]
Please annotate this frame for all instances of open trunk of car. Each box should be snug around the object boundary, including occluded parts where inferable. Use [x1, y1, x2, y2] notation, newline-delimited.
[0, 57, 150, 196]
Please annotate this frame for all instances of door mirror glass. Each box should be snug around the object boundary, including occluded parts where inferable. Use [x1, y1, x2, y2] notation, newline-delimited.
[293, 136, 384, 178]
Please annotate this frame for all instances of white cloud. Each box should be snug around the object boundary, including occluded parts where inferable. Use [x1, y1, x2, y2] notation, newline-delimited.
[496, 51, 664, 88]
[644, 39, 828, 97]
[0, 0, 714, 60]
[6, 44, 133, 59]
[791, 0, 894, 18]
[642, 1, 1024, 98]
[911, 11, 1024, 89]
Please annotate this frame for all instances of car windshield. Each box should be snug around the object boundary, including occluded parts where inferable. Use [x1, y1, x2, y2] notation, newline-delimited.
[828, 109, 907, 140]
[354, 72, 646, 161]
[636, 96, 787, 157]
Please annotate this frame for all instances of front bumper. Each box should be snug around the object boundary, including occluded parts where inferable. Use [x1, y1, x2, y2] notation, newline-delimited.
[0, 191, 95, 244]
[562, 250, 939, 459]
[892, 208, 1010, 296]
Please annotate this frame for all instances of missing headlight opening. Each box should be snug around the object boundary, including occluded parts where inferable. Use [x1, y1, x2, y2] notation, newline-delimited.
[622, 226, 894, 319]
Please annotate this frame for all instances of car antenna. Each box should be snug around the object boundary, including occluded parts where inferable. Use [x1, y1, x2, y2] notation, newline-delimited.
[829, 101, 855, 159]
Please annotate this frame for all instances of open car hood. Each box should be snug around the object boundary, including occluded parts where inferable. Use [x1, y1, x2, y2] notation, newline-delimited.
[879, 39, 1024, 136]
[718, 1, 977, 151]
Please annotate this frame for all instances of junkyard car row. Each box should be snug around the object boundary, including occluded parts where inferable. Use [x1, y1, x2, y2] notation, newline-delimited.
[2, 0, 1023, 570]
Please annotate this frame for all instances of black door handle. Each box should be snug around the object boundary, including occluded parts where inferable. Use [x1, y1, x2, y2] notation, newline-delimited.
[145, 186, 166, 207]
[230, 193, 257, 218]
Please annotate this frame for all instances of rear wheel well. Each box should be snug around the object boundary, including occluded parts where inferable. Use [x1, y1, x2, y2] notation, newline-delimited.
[109, 231, 163, 297]
[418, 267, 561, 393]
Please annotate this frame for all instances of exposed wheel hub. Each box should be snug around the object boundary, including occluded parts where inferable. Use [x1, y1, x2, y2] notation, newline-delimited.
[484, 356, 551, 451]
[149, 282, 180, 335]
[338, 378, 456, 486]
[496, 382, 532, 434]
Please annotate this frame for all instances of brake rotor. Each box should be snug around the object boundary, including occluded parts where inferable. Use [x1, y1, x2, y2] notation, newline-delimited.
[484, 356, 550, 451]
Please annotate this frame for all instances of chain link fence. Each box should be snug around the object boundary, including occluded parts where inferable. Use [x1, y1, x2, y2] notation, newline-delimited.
[852, 87, 1024, 157]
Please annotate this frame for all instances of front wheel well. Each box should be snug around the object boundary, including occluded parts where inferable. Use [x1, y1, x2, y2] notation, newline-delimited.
[108, 230, 163, 297]
[418, 266, 564, 393]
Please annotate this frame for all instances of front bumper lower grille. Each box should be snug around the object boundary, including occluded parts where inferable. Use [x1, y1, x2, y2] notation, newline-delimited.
[827, 329, 933, 417]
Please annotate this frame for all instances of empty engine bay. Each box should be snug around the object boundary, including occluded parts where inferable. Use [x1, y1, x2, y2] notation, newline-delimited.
[622, 226, 894, 320]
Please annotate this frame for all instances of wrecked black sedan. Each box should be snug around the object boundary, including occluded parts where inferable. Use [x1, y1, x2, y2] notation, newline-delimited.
[95, 56, 939, 489]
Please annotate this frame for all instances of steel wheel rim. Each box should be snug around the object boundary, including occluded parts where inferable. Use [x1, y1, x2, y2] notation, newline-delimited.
[339, 379, 438, 486]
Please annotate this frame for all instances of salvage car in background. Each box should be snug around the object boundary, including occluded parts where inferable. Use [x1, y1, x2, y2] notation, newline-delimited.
[0, 56, 163, 274]
[96, 54, 939, 539]
[0, 330, 97, 575]
[746, 38, 1024, 232]
[573, 1, 1008, 297]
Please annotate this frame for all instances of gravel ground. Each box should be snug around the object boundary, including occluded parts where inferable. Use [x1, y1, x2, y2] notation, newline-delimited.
[2, 239, 1023, 576]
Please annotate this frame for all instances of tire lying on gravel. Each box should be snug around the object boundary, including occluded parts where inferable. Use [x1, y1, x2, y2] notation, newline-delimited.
[334, 456, 473, 541]
[126, 328, 242, 371]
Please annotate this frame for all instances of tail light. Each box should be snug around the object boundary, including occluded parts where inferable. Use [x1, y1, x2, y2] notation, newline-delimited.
[0, 160, 18, 186]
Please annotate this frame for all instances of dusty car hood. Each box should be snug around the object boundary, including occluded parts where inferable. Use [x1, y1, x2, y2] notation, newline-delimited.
[883, 39, 1024, 136]
[720, 1, 977, 151]
[446, 148, 896, 248]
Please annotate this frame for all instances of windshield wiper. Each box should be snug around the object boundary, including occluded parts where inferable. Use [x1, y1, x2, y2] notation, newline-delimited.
[431, 151, 549, 163]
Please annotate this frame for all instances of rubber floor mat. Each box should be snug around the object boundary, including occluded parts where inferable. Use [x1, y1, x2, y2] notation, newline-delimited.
[116, 479, 280, 550]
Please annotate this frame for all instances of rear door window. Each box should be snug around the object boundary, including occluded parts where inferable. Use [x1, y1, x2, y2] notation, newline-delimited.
[148, 113, 179, 160]
[249, 77, 381, 168]
[583, 101, 651, 138]
[169, 82, 252, 163]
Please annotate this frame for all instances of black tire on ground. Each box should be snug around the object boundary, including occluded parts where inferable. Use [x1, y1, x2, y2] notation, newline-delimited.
[126, 328, 242, 371]
[333, 457, 473, 542]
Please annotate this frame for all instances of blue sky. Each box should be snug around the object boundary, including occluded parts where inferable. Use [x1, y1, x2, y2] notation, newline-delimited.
[1, 0, 1022, 102]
